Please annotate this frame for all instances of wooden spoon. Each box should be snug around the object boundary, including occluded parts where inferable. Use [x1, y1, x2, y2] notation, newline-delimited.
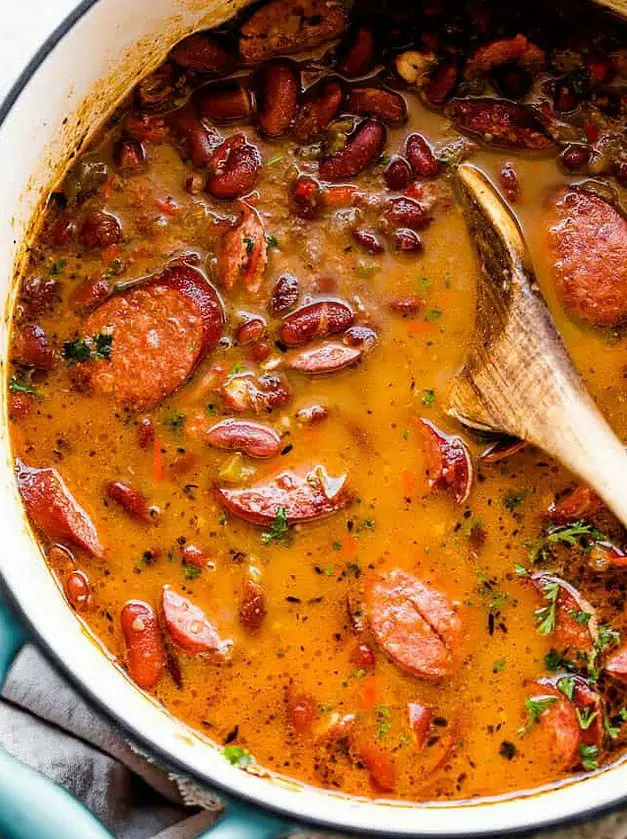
[449, 163, 627, 526]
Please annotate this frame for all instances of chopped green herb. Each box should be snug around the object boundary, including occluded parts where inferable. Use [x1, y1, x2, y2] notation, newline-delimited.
[162, 410, 186, 434]
[492, 658, 506, 673]
[378, 153, 391, 165]
[345, 562, 361, 577]
[183, 564, 201, 580]
[266, 154, 284, 167]
[534, 578, 560, 635]
[576, 706, 598, 731]
[319, 702, 333, 713]
[49, 258, 66, 275]
[358, 518, 376, 532]
[375, 705, 393, 739]
[504, 490, 527, 514]
[262, 506, 292, 546]
[332, 540, 342, 551]
[9, 375, 40, 396]
[351, 668, 367, 679]
[557, 676, 575, 701]
[579, 742, 599, 771]
[424, 308, 443, 322]
[63, 333, 113, 364]
[266, 233, 279, 249]
[398, 732, 412, 747]
[422, 388, 436, 407]
[223, 745, 254, 767]
[463, 518, 483, 540]
[518, 695, 557, 737]
[499, 740, 516, 760]
[570, 609, 592, 625]
[218, 512, 228, 526]
[514, 563, 528, 577]
[231, 363, 246, 375]
[419, 276, 431, 290]
[324, 565, 335, 576]
[243, 237, 254, 255]
[401, 428, 410, 440]
[206, 403, 217, 415]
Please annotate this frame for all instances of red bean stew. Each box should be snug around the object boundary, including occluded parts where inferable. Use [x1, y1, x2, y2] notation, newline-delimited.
[8, 0, 627, 801]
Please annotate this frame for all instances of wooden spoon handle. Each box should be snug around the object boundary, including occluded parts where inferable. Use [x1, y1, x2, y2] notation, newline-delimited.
[451, 163, 627, 527]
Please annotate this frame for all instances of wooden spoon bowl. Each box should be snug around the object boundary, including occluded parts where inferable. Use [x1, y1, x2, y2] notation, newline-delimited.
[449, 163, 627, 526]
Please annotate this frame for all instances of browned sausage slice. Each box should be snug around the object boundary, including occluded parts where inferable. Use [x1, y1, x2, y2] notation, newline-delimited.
[547, 188, 627, 327]
[418, 419, 473, 504]
[239, 0, 348, 63]
[121, 601, 166, 690]
[547, 481, 604, 524]
[78, 265, 224, 409]
[522, 681, 580, 770]
[447, 98, 554, 150]
[217, 202, 268, 295]
[366, 568, 463, 679]
[530, 573, 597, 653]
[217, 465, 353, 525]
[162, 586, 232, 657]
[16, 459, 103, 558]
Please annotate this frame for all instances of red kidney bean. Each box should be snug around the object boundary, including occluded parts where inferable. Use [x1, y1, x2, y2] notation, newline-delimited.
[125, 113, 169, 144]
[343, 325, 378, 352]
[249, 340, 271, 362]
[65, 570, 93, 612]
[70, 276, 113, 313]
[387, 295, 423, 317]
[205, 134, 261, 199]
[121, 601, 166, 690]
[169, 32, 234, 74]
[384, 155, 412, 190]
[46, 216, 76, 247]
[383, 196, 429, 231]
[138, 417, 155, 449]
[419, 419, 473, 504]
[337, 26, 376, 77]
[560, 144, 592, 171]
[290, 175, 322, 219]
[195, 81, 251, 123]
[235, 317, 266, 345]
[394, 229, 423, 252]
[167, 102, 222, 168]
[239, 580, 266, 631]
[257, 59, 300, 138]
[350, 642, 375, 669]
[205, 418, 282, 458]
[287, 341, 361, 374]
[346, 88, 407, 124]
[12, 324, 55, 369]
[405, 133, 439, 178]
[319, 118, 386, 181]
[269, 273, 300, 314]
[351, 228, 384, 254]
[424, 61, 459, 105]
[499, 162, 520, 202]
[21, 275, 59, 316]
[294, 78, 344, 142]
[288, 691, 317, 734]
[295, 404, 329, 424]
[106, 480, 152, 521]
[279, 300, 354, 346]
[9, 392, 34, 421]
[78, 211, 122, 250]
[113, 137, 146, 171]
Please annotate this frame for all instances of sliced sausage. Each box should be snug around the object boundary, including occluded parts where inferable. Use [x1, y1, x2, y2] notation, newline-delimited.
[286, 341, 361, 374]
[418, 419, 473, 504]
[239, 0, 348, 63]
[522, 681, 580, 770]
[196, 81, 251, 123]
[530, 573, 597, 654]
[217, 202, 268, 295]
[257, 60, 300, 138]
[548, 481, 604, 524]
[356, 739, 396, 792]
[366, 568, 463, 679]
[78, 265, 224, 409]
[346, 88, 407, 125]
[294, 78, 344, 142]
[205, 134, 261, 199]
[446, 98, 554, 150]
[170, 32, 234, 73]
[547, 188, 627, 327]
[121, 600, 166, 690]
[204, 418, 282, 458]
[319, 118, 386, 181]
[217, 465, 353, 525]
[279, 300, 354, 346]
[161, 586, 231, 657]
[464, 34, 545, 78]
[408, 701, 433, 749]
[16, 459, 103, 557]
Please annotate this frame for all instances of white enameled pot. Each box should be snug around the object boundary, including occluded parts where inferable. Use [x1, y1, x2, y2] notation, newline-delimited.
[1, 2, 627, 837]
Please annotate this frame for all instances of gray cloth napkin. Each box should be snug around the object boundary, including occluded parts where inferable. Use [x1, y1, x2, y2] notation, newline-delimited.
[2, 646, 627, 839]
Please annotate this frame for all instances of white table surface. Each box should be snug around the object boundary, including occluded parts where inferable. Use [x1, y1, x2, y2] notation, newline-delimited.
[1, 0, 78, 104]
